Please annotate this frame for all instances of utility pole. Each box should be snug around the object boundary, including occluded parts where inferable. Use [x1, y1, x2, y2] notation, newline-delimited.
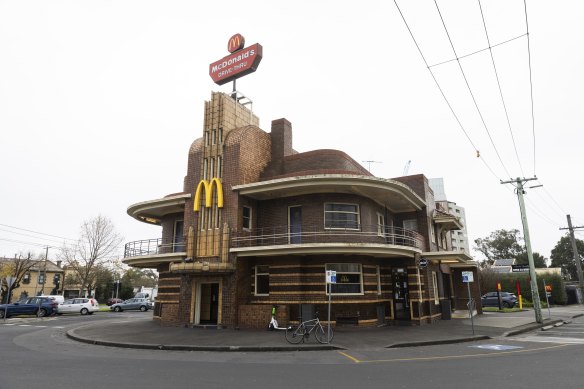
[501, 177, 543, 323]
[560, 215, 584, 301]
[40, 246, 49, 295]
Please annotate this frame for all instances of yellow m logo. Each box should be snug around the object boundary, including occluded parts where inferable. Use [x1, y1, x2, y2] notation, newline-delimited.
[194, 178, 224, 211]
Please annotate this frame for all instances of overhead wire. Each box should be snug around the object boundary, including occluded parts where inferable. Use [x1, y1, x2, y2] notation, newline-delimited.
[393, 0, 501, 182]
[433, 0, 513, 179]
[523, 0, 537, 176]
[0, 228, 68, 245]
[477, 0, 525, 177]
[0, 223, 76, 242]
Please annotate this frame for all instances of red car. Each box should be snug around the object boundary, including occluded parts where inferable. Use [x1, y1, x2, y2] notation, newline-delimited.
[106, 298, 123, 306]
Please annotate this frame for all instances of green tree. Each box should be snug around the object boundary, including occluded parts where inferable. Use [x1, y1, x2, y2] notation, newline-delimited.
[474, 229, 525, 265]
[0, 253, 37, 303]
[515, 251, 548, 268]
[550, 235, 584, 280]
[121, 268, 158, 290]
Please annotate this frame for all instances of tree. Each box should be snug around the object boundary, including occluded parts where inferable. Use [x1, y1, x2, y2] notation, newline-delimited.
[122, 268, 158, 289]
[473, 229, 525, 265]
[550, 235, 584, 280]
[60, 215, 123, 297]
[0, 253, 37, 303]
[515, 251, 548, 268]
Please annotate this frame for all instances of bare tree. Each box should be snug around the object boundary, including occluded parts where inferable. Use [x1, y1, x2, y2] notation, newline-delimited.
[60, 215, 123, 297]
[0, 253, 37, 303]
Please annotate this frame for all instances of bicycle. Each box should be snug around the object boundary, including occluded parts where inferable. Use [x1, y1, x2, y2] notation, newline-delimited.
[285, 314, 334, 344]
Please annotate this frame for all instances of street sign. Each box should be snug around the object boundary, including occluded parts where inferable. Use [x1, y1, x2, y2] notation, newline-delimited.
[419, 258, 428, 268]
[512, 264, 530, 272]
[326, 270, 337, 284]
[6, 276, 16, 288]
[462, 271, 474, 283]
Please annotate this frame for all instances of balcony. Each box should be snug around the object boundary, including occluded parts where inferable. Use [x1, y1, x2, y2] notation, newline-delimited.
[230, 224, 426, 258]
[123, 238, 186, 268]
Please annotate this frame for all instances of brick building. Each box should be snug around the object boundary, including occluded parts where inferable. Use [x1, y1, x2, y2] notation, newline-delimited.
[123, 91, 481, 329]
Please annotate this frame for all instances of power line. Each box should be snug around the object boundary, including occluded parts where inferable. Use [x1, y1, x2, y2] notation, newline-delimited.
[0, 228, 67, 245]
[477, 0, 525, 177]
[0, 238, 58, 249]
[393, 0, 501, 181]
[523, 0, 537, 175]
[434, 0, 512, 179]
[0, 223, 76, 242]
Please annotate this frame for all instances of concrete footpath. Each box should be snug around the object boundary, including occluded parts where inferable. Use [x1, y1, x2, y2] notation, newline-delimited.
[67, 306, 584, 352]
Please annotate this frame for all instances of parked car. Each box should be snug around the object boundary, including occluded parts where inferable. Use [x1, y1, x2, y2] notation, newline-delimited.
[0, 296, 59, 318]
[106, 298, 123, 306]
[57, 298, 100, 315]
[38, 295, 65, 304]
[481, 292, 518, 308]
[110, 298, 152, 312]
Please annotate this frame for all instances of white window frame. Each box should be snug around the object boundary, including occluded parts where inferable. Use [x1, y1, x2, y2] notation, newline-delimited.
[432, 271, 439, 305]
[254, 265, 269, 296]
[377, 213, 385, 236]
[324, 203, 360, 230]
[325, 263, 363, 296]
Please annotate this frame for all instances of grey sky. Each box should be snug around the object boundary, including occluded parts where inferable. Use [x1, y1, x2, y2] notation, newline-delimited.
[1, 1, 582, 263]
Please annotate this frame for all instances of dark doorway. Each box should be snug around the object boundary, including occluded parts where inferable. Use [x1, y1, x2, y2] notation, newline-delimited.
[392, 268, 410, 320]
[289, 206, 302, 244]
[200, 283, 219, 324]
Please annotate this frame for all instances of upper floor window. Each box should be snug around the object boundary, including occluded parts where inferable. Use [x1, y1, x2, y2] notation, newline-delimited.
[242, 206, 252, 230]
[204, 131, 209, 147]
[22, 273, 31, 284]
[324, 203, 360, 230]
[377, 213, 385, 236]
[403, 219, 418, 232]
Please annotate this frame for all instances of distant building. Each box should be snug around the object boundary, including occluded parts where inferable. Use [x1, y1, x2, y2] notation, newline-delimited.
[0, 258, 64, 302]
[428, 178, 471, 253]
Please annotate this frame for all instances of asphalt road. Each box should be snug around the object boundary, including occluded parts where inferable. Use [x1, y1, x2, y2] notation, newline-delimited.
[2, 312, 584, 389]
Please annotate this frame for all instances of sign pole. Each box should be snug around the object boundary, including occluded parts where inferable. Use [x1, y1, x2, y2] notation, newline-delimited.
[328, 282, 331, 344]
[543, 279, 551, 319]
[462, 271, 475, 335]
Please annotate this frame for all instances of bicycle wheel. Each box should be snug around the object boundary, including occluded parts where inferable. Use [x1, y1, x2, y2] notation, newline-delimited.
[314, 324, 334, 344]
[285, 325, 305, 344]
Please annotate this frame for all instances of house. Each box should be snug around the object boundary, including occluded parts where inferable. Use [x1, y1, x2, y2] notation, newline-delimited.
[122, 91, 481, 329]
[0, 258, 64, 302]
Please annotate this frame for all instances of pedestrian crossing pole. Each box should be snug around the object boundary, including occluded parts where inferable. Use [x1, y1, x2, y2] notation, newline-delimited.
[501, 177, 543, 324]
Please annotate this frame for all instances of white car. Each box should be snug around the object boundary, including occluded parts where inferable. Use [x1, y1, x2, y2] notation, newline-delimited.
[57, 298, 100, 315]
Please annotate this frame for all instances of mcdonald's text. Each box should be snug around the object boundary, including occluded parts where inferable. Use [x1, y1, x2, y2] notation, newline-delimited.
[209, 43, 263, 85]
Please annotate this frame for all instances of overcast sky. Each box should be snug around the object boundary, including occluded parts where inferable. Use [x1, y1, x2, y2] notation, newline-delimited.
[1, 0, 583, 264]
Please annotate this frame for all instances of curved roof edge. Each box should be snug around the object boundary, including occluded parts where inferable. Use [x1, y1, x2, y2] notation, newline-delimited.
[127, 193, 191, 225]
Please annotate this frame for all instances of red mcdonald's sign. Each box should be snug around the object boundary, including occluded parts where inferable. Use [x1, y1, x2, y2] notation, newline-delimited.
[209, 34, 263, 86]
[227, 33, 245, 53]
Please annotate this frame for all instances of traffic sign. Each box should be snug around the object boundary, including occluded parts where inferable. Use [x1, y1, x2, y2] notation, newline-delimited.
[326, 270, 337, 284]
[5, 276, 16, 288]
[419, 258, 428, 268]
[462, 271, 474, 283]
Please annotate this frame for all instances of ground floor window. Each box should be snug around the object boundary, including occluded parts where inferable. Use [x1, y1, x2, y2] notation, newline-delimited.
[326, 263, 362, 294]
[254, 265, 269, 296]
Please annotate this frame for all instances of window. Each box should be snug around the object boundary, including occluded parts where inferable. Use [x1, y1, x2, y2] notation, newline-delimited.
[203, 159, 208, 180]
[242, 206, 252, 230]
[377, 213, 385, 236]
[326, 263, 362, 295]
[204, 131, 209, 147]
[209, 157, 215, 178]
[324, 203, 360, 229]
[218, 128, 223, 143]
[38, 274, 45, 284]
[22, 273, 31, 284]
[255, 265, 269, 296]
[432, 272, 439, 305]
[212, 129, 217, 145]
[173, 220, 185, 252]
[403, 219, 418, 232]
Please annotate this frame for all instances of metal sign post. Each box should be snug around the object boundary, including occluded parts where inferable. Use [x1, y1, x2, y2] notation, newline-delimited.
[4, 276, 16, 322]
[462, 271, 475, 335]
[325, 270, 336, 344]
[543, 279, 551, 319]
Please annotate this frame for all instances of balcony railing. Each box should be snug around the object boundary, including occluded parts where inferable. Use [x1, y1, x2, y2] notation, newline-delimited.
[124, 238, 185, 258]
[231, 224, 425, 250]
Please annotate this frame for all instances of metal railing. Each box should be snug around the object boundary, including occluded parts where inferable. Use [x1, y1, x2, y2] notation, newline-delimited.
[231, 224, 425, 250]
[124, 238, 185, 258]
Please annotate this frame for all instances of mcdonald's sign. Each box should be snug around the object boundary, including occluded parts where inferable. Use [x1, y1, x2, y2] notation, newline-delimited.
[194, 178, 224, 211]
[209, 34, 263, 85]
[227, 33, 245, 53]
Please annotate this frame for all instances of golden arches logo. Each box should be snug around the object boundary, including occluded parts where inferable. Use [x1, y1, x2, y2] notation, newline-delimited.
[194, 178, 224, 211]
[227, 33, 245, 53]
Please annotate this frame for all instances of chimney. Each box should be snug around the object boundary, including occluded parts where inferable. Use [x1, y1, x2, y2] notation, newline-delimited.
[270, 118, 293, 159]
[57, 260, 62, 268]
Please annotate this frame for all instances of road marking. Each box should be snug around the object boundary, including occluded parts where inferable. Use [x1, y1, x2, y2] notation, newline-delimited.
[470, 344, 523, 351]
[518, 336, 584, 344]
[337, 344, 569, 364]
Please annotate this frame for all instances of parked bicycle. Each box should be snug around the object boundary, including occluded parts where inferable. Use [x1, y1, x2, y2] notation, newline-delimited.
[285, 313, 334, 344]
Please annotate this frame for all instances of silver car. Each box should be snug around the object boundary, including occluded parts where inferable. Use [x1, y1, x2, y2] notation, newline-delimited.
[110, 298, 152, 312]
[58, 298, 100, 315]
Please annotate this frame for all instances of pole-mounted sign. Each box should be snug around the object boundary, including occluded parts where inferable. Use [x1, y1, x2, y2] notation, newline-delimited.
[209, 34, 263, 85]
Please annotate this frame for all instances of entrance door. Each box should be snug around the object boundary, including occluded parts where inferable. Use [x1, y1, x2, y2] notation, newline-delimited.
[392, 268, 410, 320]
[199, 283, 219, 324]
[288, 206, 302, 244]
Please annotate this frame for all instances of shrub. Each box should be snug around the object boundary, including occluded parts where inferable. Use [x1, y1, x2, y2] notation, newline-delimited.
[479, 270, 567, 305]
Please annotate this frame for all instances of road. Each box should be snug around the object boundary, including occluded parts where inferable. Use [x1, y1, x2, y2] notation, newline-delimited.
[1, 312, 583, 389]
